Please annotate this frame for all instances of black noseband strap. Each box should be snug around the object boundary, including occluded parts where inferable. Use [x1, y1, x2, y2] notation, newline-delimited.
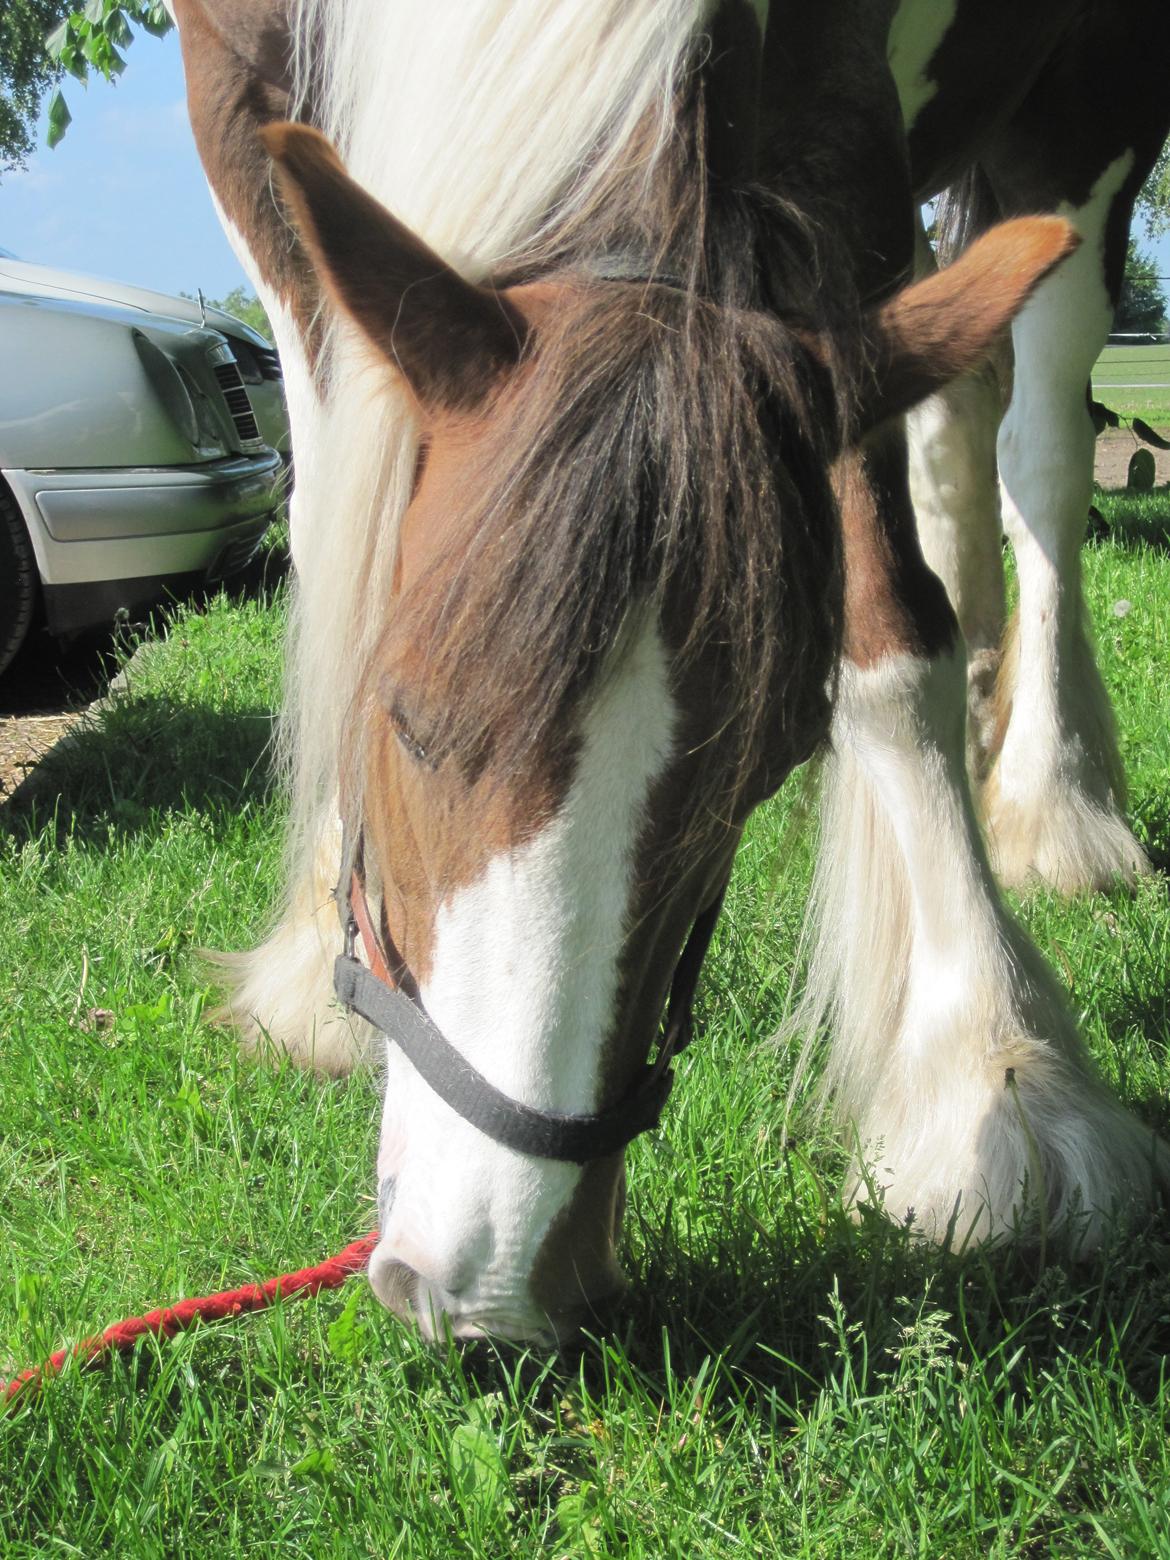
[335, 954, 678, 1162]
[332, 832, 726, 1163]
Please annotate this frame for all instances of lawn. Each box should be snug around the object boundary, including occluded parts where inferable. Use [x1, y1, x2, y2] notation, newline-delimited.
[1093, 344, 1170, 428]
[1, 492, 1169, 1558]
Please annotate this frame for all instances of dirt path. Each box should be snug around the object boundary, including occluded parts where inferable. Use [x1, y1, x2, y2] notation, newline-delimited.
[0, 712, 82, 801]
[1094, 428, 1170, 489]
[0, 636, 114, 803]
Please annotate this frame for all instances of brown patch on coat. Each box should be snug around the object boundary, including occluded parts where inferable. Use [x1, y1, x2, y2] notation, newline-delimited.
[178, 0, 297, 91]
[837, 433, 957, 668]
[171, 0, 323, 361]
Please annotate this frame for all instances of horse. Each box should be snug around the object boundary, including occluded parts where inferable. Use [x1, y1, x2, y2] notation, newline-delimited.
[169, 0, 1164, 1343]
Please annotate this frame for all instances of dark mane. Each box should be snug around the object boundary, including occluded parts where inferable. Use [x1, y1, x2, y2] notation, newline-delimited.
[357, 69, 862, 815]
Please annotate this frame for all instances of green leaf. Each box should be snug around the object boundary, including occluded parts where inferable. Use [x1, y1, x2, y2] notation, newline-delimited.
[46, 89, 73, 150]
[1127, 447, 1156, 491]
[556, 1484, 605, 1556]
[289, 1445, 337, 1482]
[85, 0, 107, 23]
[140, 4, 174, 38]
[107, 10, 133, 48]
[163, 1069, 211, 1135]
[62, 46, 88, 82]
[449, 1422, 511, 1513]
[16, 1272, 48, 1320]
[325, 1284, 368, 1364]
[44, 20, 72, 58]
[466, 1391, 503, 1431]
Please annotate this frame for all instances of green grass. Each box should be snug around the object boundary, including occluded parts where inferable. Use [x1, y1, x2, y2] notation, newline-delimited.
[2, 498, 1169, 1557]
[1093, 345, 1170, 427]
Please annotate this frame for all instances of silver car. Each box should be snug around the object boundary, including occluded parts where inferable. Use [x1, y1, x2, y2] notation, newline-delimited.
[0, 249, 289, 675]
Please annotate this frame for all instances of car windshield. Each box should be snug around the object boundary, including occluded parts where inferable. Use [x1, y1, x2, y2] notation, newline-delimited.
[0, 246, 19, 260]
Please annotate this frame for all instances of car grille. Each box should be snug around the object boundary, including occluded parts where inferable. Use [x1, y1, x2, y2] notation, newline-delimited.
[212, 359, 266, 450]
[255, 345, 283, 381]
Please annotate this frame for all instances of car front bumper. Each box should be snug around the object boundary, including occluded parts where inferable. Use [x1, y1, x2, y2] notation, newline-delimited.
[3, 451, 284, 636]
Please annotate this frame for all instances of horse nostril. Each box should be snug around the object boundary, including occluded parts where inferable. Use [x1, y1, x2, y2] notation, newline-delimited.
[366, 1239, 474, 1338]
[366, 1243, 418, 1323]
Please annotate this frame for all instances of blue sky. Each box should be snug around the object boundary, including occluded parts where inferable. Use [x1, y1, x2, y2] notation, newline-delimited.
[1, 24, 1168, 307]
[0, 26, 250, 300]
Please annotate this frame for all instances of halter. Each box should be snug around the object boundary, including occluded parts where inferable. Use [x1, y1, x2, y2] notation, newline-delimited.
[333, 827, 725, 1163]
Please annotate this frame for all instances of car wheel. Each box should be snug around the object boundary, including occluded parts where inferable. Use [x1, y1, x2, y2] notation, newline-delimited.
[0, 482, 38, 677]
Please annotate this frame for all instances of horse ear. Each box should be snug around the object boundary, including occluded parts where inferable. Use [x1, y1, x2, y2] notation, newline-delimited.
[259, 122, 528, 410]
[855, 216, 1080, 435]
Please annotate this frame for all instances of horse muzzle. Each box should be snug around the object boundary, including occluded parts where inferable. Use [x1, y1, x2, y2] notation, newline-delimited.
[366, 1188, 623, 1346]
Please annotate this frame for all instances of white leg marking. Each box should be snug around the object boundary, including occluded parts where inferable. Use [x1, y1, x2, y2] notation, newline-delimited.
[991, 152, 1148, 891]
[372, 619, 677, 1333]
[887, 0, 959, 131]
[907, 215, 1008, 775]
[908, 372, 1006, 774]
[794, 650, 1163, 1245]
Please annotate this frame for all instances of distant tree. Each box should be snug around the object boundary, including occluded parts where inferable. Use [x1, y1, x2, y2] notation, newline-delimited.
[1136, 139, 1170, 238]
[0, 0, 171, 175]
[1115, 239, 1168, 334]
[0, 2, 70, 172]
[183, 286, 275, 343]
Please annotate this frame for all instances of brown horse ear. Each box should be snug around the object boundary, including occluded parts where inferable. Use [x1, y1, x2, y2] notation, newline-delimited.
[855, 216, 1080, 435]
[259, 122, 528, 410]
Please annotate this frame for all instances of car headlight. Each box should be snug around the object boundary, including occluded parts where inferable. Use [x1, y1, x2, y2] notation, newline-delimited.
[133, 330, 200, 446]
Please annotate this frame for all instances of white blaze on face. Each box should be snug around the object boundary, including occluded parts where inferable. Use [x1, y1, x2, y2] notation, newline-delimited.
[887, 0, 959, 131]
[372, 618, 677, 1334]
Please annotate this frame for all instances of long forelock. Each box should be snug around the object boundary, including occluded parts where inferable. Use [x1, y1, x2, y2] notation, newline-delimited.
[387, 221, 847, 809]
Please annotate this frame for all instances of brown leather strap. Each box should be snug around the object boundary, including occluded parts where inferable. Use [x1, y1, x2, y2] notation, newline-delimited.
[350, 868, 395, 987]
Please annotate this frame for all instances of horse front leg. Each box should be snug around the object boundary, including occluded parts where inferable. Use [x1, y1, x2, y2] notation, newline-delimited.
[798, 431, 1163, 1244]
[906, 217, 1009, 780]
[986, 154, 1148, 893]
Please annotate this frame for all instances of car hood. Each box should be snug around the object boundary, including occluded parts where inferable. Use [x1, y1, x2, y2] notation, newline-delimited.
[0, 256, 269, 349]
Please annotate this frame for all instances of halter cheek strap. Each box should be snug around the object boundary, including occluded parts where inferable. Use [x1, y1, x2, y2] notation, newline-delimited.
[332, 832, 724, 1164]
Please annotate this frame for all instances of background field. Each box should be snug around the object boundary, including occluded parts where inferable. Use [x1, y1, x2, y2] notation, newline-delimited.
[1093, 343, 1170, 427]
[1, 488, 1169, 1557]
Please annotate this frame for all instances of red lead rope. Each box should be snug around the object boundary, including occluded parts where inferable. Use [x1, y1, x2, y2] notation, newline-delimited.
[2, 1232, 380, 1409]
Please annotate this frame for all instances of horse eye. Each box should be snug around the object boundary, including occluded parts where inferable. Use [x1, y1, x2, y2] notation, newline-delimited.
[390, 703, 430, 764]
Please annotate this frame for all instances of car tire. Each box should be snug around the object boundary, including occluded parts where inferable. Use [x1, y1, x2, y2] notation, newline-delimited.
[0, 482, 38, 677]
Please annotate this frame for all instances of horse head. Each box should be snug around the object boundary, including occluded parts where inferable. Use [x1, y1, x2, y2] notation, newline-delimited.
[259, 116, 1075, 1341]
